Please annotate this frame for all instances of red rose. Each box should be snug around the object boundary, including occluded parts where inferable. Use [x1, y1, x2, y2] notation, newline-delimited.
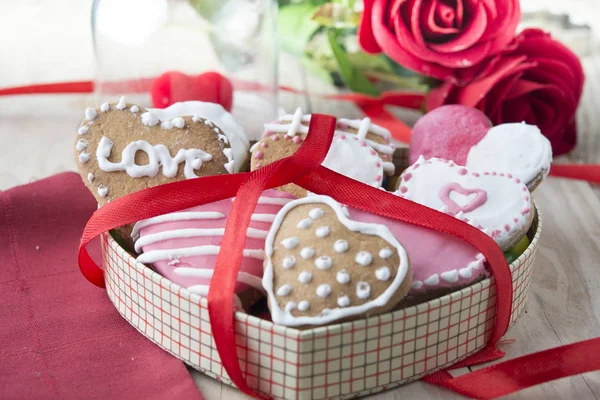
[359, 0, 520, 81]
[426, 29, 585, 155]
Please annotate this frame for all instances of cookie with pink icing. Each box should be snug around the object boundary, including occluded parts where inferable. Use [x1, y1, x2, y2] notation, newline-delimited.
[251, 108, 395, 197]
[397, 157, 534, 251]
[133, 189, 295, 310]
[348, 208, 487, 297]
[263, 195, 412, 327]
[409, 105, 552, 191]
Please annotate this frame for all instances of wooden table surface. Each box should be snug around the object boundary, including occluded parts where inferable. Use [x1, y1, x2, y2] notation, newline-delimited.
[1, 1, 600, 399]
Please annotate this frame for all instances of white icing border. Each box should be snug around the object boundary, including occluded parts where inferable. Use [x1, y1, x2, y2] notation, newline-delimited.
[263, 195, 410, 327]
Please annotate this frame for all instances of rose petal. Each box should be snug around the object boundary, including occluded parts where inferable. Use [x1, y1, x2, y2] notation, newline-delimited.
[429, 2, 487, 53]
[359, 0, 383, 53]
[425, 83, 455, 110]
[454, 56, 530, 106]
[421, 0, 459, 40]
[550, 120, 577, 155]
[372, 0, 454, 79]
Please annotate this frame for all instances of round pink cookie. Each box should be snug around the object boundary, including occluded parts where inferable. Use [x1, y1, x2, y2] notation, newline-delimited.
[132, 189, 296, 302]
[349, 207, 486, 294]
[409, 105, 492, 165]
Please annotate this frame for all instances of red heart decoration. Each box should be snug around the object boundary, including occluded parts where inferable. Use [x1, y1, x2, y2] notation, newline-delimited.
[150, 71, 234, 111]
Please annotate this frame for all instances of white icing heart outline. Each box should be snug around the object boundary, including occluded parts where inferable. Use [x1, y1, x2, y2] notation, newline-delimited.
[263, 195, 410, 327]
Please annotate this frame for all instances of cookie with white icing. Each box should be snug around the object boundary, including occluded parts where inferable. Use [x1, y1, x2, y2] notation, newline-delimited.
[409, 105, 551, 192]
[133, 189, 295, 310]
[397, 157, 534, 251]
[465, 123, 552, 192]
[263, 195, 412, 327]
[74, 97, 244, 206]
[252, 108, 394, 197]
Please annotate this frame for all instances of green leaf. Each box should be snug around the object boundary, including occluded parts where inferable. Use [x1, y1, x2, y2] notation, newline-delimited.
[326, 29, 380, 95]
[278, 4, 321, 56]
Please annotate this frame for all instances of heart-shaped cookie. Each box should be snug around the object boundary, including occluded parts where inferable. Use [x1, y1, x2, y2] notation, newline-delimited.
[75, 98, 246, 205]
[397, 157, 534, 251]
[252, 108, 394, 197]
[348, 208, 486, 296]
[134, 189, 296, 309]
[263, 195, 411, 327]
[409, 105, 551, 191]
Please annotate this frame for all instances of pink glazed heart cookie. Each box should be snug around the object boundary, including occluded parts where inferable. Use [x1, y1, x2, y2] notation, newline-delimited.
[348, 208, 486, 297]
[263, 196, 412, 327]
[133, 190, 295, 310]
[397, 157, 534, 251]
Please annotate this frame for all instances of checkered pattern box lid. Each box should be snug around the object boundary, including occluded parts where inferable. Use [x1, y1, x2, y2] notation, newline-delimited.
[102, 206, 541, 400]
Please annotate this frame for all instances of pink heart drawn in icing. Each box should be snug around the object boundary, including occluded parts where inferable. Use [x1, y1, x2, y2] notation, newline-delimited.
[439, 183, 487, 215]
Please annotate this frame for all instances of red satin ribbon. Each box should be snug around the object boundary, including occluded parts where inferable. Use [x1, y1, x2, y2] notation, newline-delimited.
[5, 79, 600, 398]
[77, 115, 511, 399]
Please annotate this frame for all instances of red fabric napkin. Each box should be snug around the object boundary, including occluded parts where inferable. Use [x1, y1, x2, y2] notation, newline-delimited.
[0, 172, 203, 400]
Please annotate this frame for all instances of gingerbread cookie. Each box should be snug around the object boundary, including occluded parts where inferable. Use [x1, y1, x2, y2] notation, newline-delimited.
[134, 189, 296, 310]
[409, 105, 551, 191]
[252, 108, 393, 197]
[74, 97, 246, 206]
[263, 195, 412, 327]
[397, 157, 534, 251]
[148, 101, 250, 173]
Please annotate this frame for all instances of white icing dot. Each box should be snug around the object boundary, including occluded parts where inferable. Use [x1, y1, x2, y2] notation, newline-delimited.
[281, 237, 299, 249]
[87, 172, 94, 183]
[424, 274, 440, 286]
[285, 301, 297, 312]
[276, 284, 292, 296]
[300, 247, 315, 259]
[78, 152, 90, 163]
[141, 112, 159, 126]
[97, 185, 109, 198]
[85, 108, 97, 121]
[77, 126, 88, 135]
[298, 271, 312, 284]
[172, 117, 185, 128]
[298, 300, 310, 311]
[355, 251, 373, 266]
[116, 96, 127, 110]
[282, 256, 296, 269]
[315, 226, 330, 238]
[76, 139, 88, 151]
[337, 295, 350, 307]
[333, 239, 349, 253]
[309, 208, 325, 219]
[297, 218, 313, 229]
[379, 248, 393, 259]
[192, 113, 202, 123]
[130, 105, 140, 113]
[411, 281, 424, 290]
[356, 281, 371, 299]
[204, 120, 214, 127]
[315, 256, 332, 270]
[376, 267, 391, 281]
[161, 120, 174, 130]
[316, 284, 332, 298]
[100, 102, 109, 112]
[441, 270, 459, 283]
[336, 270, 350, 284]
[218, 134, 229, 144]
[459, 267, 473, 279]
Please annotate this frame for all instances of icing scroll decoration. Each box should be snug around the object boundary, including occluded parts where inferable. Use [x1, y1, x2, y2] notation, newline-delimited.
[96, 136, 213, 179]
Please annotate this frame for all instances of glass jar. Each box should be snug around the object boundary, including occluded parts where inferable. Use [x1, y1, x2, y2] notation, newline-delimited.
[92, 0, 278, 140]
